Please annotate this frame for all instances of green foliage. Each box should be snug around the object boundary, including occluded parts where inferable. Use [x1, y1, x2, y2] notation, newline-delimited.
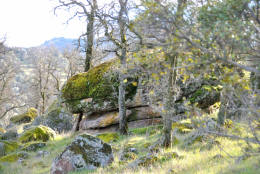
[189, 84, 221, 108]
[10, 108, 38, 124]
[198, 0, 249, 28]
[18, 125, 55, 143]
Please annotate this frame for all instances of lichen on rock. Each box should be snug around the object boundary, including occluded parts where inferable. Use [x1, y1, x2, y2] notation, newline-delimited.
[50, 134, 113, 174]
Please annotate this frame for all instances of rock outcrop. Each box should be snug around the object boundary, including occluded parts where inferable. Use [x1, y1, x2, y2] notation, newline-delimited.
[79, 110, 132, 130]
[50, 134, 113, 174]
[79, 106, 161, 130]
[59, 60, 220, 132]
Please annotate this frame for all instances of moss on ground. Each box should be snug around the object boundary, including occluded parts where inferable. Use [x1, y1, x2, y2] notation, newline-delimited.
[130, 125, 163, 135]
[0, 140, 20, 155]
[96, 133, 120, 143]
[10, 108, 38, 124]
[0, 151, 28, 162]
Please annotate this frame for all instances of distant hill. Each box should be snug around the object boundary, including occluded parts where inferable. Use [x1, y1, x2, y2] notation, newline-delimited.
[41, 37, 77, 51]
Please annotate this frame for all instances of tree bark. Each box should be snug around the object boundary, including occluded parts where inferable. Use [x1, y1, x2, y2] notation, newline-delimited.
[118, 0, 128, 135]
[75, 112, 83, 131]
[161, 0, 186, 148]
[118, 67, 127, 134]
[162, 55, 177, 147]
[84, 0, 96, 72]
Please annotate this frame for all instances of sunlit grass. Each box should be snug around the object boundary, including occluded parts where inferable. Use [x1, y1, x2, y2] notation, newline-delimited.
[1, 122, 259, 174]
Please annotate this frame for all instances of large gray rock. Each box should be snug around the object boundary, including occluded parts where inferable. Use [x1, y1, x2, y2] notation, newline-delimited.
[43, 108, 74, 133]
[29, 101, 75, 133]
[50, 134, 113, 174]
[128, 106, 160, 121]
[79, 106, 161, 130]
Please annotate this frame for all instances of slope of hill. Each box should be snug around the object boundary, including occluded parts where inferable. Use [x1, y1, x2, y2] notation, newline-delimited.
[41, 37, 77, 51]
[1, 122, 259, 174]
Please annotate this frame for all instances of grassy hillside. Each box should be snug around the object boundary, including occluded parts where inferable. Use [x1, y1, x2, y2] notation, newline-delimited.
[1, 120, 259, 174]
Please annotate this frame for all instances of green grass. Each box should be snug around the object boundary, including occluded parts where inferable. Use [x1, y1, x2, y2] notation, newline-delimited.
[1, 123, 259, 174]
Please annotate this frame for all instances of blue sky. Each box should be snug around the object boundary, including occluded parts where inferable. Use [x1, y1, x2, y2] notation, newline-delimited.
[0, 0, 85, 47]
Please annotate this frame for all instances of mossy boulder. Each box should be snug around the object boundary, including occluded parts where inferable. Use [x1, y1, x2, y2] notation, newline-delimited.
[0, 140, 19, 157]
[50, 134, 113, 174]
[96, 132, 119, 143]
[10, 108, 38, 124]
[19, 125, 55, 143]
[0, 151, 28, 163]
[61, 60, 138, 113]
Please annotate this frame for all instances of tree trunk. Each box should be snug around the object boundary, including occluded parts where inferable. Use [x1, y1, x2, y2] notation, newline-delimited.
[118, 70, 127, 134]
[118, 0, 128, 135]
[118, 49, 127, 134]
[162, 55, 177, 147]
[84, 0, 96, 72]
[75, 112, 83, 131]
[217, 92, 226, 125]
